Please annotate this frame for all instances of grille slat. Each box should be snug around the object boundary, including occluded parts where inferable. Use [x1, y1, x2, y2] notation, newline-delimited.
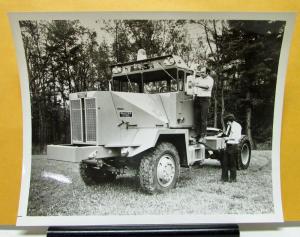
[85, 98, 97, 142]
[70, 100, 82, 142]
[70, 97, 97, 144]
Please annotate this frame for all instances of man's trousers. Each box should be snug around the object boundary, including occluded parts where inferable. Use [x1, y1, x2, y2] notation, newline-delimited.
[194, 96, 210, 138]
[221, 144, 238, 182]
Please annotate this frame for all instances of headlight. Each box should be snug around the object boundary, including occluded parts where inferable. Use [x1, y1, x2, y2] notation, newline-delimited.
[163, 57, 175, 66]
[121, 147, 129, 157]
[169, 57, 175, 64]
[88, 150, 98, 159]
[112, 66, 122, 74]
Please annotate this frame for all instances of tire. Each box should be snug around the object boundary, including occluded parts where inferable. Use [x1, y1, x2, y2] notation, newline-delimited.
[237, 136, 251, 170]
[79, 162, 117, 186]
[139, 142, 180, 194]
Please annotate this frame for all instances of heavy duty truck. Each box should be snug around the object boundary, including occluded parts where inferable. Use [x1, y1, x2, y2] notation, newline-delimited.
[47, 55, 251, 194]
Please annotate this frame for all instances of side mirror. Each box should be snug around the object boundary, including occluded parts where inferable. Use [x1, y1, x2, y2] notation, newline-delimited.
[185, 75, 194, 95]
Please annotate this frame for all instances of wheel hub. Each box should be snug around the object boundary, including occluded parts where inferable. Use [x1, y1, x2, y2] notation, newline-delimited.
[157, 154, 176, 187]
[241, 143, 250, 165]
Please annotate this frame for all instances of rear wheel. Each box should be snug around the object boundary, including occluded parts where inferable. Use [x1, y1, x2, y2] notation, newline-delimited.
[139, 142, 180, 194]
[80, 162, 117, 186]
[237, 136, 251, 170]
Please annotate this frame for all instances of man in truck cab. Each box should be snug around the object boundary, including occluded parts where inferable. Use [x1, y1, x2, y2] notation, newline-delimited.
[193, 66, 214, 142]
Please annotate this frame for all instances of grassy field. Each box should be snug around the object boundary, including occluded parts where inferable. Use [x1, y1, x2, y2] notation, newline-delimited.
[27, 151, 274, 216]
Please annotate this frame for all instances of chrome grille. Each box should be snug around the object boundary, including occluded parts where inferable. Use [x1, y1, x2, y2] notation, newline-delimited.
[70, 97, 97, 144]
[85, 98, 97, 142]
[70, 100, 82, 142]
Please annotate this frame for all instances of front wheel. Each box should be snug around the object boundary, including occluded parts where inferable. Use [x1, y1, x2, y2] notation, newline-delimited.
[139, 142, 180, 194]
[237, 136, 251, 170]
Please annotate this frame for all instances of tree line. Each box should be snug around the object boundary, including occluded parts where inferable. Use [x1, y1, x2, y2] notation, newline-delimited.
[19, 19, 285, 153]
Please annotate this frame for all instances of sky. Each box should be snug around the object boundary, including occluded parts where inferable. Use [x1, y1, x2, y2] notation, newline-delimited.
[77, 17, 216, 69]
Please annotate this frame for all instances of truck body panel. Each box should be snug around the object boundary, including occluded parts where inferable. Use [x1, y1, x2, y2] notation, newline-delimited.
[160, 92, 194, 128]
[48, 89, 226, 164]
[67, 90, 196, 147]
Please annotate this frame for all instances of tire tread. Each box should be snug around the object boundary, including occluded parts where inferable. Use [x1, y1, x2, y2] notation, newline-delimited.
[139, 142, 180, 194]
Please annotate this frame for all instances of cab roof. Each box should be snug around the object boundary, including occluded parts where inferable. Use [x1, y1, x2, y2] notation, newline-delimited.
[110, 55, 192, 83]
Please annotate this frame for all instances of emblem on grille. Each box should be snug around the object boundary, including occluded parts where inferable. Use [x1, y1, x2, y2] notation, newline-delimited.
[119, 111, 133, 117]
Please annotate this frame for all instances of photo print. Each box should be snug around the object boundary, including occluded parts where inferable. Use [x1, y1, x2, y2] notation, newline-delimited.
[9, 12, 295, 226]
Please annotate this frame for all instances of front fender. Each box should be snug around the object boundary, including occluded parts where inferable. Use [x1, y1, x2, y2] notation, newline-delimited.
[127, 128, 189, 157]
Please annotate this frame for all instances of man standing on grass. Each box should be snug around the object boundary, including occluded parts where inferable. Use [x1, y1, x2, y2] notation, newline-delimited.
[193, 66, 214, 143]
[221, 114, 242, 182]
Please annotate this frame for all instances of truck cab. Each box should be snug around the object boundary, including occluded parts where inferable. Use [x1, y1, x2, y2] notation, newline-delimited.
[110, 55, 195, 128]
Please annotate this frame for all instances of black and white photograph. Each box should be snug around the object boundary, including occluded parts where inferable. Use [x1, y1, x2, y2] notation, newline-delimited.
[10, 12, 295, 225]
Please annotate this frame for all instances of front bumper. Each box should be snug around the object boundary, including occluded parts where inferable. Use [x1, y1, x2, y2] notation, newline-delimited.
[47, 144, 120, 163]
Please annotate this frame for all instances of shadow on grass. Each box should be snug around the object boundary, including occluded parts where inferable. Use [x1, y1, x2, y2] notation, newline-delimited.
[113, 176, 141, 192]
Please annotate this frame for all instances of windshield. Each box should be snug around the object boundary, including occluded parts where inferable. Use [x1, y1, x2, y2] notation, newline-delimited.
[112, 69, 186, 93]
